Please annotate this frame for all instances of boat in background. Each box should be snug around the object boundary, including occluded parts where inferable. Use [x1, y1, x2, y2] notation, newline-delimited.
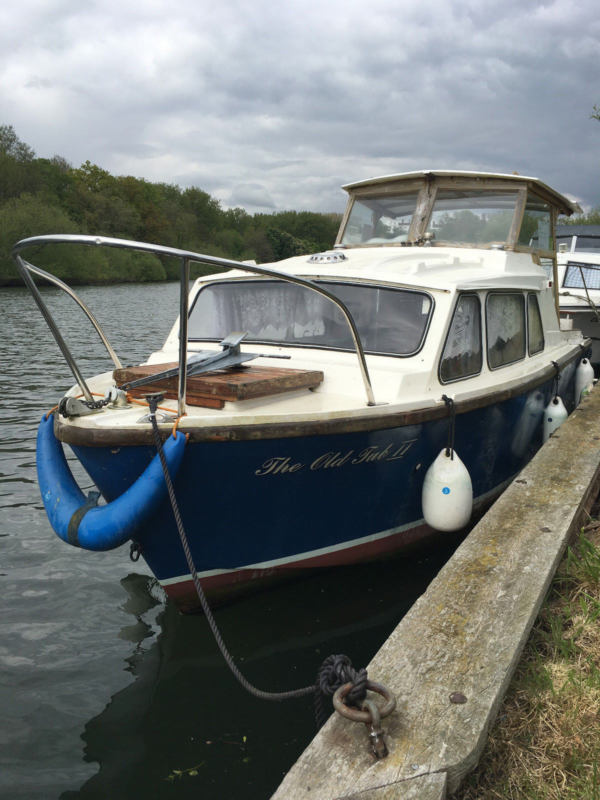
[14, 170, 591, 611]
[555, 224, 600, 368]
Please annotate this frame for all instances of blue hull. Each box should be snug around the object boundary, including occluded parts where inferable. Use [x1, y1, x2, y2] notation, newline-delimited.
[69, 368, 576, 608]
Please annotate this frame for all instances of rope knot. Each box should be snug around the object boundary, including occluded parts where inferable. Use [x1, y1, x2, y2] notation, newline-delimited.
[315, 654, 368, 728]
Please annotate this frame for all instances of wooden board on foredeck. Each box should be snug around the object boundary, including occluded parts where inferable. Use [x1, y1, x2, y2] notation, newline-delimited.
[113, 363, 324, 409]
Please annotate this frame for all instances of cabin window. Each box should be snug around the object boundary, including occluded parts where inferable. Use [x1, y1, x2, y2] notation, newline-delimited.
[439, 294, 482, 383]
[427, 191, 516, 245]
[517, 193, 552, 250]
[563, 261, 600, 290]
[340, 192, 419, 245]
[486, 293, 526, 369]
[188, 279, 433, 356]
[527, 294, 544, 355]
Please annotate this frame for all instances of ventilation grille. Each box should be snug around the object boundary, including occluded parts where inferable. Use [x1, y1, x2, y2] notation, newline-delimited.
[307, 251, 348, 264]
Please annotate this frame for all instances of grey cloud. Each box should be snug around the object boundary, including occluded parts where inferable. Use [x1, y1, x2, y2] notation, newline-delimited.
[2, 0, 599, 212]
[225, 183, 277, 212]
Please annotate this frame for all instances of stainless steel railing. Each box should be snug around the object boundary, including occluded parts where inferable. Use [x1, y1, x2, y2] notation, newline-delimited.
[13, 234, 376, 415]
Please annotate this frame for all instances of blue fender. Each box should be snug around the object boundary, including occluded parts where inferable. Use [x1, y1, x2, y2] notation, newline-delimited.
[36, 414, 187, 551]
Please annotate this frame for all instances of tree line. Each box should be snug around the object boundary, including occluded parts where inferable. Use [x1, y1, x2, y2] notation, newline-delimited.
[0, 125, 341, 286]
[3, 123, 599, 286]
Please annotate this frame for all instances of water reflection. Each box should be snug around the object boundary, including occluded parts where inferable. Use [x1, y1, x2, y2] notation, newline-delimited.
[61, 541, 464, 800]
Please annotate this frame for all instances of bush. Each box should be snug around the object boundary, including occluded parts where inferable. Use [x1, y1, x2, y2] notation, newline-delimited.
[0, 193, 80, 284]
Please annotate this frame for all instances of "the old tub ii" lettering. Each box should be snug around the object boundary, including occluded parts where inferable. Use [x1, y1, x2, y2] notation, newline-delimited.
[255, 440, 417, 476]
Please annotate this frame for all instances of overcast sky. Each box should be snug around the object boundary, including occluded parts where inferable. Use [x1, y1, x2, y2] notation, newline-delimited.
[1, 0, 599, 215]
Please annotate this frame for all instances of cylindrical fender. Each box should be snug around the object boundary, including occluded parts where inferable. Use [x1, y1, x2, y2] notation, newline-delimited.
[421, 448, 473, 532]
[36, 413, 187, 551]
[575, 357, 595, 404]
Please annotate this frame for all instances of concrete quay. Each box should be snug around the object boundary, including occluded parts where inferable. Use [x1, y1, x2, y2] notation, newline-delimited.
[271, 386, 600, 799]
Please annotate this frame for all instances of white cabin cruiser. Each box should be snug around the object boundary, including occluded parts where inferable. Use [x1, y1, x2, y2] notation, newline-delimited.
[14, 170, 591, 611]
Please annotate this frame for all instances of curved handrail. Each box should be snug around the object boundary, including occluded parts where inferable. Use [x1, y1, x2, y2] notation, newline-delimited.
[14, 253, 97, 403]
[13, 234, 376, 409]
[16, 257, 123, 369]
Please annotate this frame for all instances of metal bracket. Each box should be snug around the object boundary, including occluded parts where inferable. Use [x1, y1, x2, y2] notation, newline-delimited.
[332, 680, 397, 759]
[58, 396, 105, 418]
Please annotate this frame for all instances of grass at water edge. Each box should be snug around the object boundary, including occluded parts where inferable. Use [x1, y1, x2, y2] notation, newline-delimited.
[455, 510, 600, 800]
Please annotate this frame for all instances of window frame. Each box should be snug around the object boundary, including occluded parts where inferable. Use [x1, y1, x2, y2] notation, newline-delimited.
[563, 261, 600, 290]
[527, 293, 545, 356]
[187, 278, 436, 359]
[438, 292, 483, 385]
[337, 190, 422, 247]
[425, 189, 520, 248]
[516, 191, 554, 252]
[485, 291, 527, 370]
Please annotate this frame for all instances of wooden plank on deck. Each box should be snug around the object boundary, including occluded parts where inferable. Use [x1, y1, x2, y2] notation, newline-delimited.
[114, 362, 323, 408]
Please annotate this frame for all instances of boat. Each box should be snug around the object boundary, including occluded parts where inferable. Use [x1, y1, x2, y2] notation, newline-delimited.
[13, 170, 592, 612]
[555, 224, 600, 368]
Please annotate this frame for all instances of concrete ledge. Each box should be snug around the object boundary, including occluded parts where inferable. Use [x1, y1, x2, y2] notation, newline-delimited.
[345, 773, 447, 799]
[271, 388, 600, 799]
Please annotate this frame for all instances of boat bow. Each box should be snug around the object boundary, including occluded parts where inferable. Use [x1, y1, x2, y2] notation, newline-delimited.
[36, 413, 187, 551]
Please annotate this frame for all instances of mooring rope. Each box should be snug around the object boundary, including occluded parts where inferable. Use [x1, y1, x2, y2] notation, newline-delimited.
[442, 394, 456, 459]
[146, 393, 367, 714]
[551, 360, 561, 398]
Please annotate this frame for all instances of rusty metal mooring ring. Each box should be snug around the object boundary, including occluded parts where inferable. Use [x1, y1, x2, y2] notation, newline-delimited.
[332, 680, 396, 722]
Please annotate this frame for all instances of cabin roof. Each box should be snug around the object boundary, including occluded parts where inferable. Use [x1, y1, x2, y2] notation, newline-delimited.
[198, 246, 549, 296]
[342, 170, 580, 216]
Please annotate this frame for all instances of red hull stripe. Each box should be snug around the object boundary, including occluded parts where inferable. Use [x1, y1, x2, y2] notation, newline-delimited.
[161, 522, 430, 604]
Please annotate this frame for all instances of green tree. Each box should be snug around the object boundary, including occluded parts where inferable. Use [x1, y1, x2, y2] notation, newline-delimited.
[0, 192, 165, 285]
[0, 192, 83, 284]
[0, 126, 40, 202]
[72, 160, 115, 193]
[0, 124, 35, 161]
[1, 124, 346, 283]
[562, 208, 600, 226]
[266, 227, 316, 260]
[181, 187, 223, 242]
[34, 156, 76, 206]
[242, 227, 274, 262]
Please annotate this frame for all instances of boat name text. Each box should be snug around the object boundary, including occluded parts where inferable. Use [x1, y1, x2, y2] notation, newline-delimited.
[255, 440, 417, 477]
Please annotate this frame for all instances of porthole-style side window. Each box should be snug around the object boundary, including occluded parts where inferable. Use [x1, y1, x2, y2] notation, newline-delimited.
[486, 293, 526, 369]
[527, 294, 544, 355]
[439, 294, 482, 383]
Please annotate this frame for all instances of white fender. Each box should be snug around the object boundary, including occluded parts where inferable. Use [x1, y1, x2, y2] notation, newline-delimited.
[575, 358, 594, 404]
[543, 396, 568, 441]
[422, 449, 473, 532]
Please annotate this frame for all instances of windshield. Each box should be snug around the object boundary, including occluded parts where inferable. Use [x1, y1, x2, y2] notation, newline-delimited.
[427, 190, 518, 245]
[188, 279, 433, 356]
[339, 192, 419, 245]
[339, 188, 521, 248]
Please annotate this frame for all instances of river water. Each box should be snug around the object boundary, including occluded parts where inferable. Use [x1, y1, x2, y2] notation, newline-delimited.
[0, 281, 464, 799]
